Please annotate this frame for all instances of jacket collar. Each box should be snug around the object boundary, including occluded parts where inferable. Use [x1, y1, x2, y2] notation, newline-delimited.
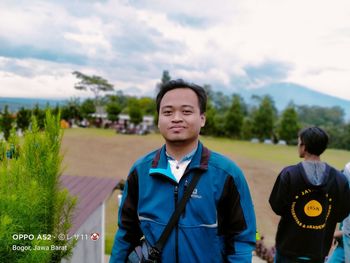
[149, 141, 210, 182]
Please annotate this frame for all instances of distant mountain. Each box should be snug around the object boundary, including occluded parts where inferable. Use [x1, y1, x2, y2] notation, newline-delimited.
[0, 97, 66, 112]
[236, 83, 350, 120]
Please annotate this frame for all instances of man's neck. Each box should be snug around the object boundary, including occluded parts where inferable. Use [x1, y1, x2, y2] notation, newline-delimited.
[165, 140, 198, 161]
[304, 152, 321, 161]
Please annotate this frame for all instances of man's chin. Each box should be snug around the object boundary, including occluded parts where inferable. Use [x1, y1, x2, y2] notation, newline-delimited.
[164, 135, 188, 144]
[166, 138, 187, 144]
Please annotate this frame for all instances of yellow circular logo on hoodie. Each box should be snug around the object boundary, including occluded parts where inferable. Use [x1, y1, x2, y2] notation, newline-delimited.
[304, 200, 322, 217]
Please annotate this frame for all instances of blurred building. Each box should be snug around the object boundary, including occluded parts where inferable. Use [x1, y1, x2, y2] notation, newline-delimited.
[60, 175, 118, 263]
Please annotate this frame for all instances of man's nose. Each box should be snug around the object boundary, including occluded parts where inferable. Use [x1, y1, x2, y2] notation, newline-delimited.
[171, 111, 183, 122]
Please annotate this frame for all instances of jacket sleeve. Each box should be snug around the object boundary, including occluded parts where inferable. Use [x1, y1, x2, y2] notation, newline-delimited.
[220, 166, 256, 263]
[269, 169, 290, 216]
[109, 169, 142, 263]
[336, 173, 350, 222]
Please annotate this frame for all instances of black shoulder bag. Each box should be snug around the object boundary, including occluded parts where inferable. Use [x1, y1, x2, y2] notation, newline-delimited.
[127, 172, 201, 263]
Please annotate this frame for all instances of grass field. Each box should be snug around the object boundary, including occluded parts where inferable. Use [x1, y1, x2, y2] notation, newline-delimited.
[61, 128, 350, 253]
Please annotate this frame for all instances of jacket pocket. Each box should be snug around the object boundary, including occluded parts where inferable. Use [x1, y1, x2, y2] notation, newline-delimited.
[178, 225, 224, 263]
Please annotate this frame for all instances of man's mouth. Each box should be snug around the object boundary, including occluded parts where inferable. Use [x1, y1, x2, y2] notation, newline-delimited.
[169, 126, 186, 131]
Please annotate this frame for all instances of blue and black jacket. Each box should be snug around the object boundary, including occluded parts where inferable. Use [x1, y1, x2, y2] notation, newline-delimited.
[110, 142, 256, 263]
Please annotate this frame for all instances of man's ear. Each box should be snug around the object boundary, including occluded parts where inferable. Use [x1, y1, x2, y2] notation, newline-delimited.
[200, 114, 206, 127]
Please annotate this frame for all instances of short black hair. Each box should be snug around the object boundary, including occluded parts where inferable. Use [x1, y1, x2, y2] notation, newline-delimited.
[298, 127, 329, 156]
[156, 79, 207, 114]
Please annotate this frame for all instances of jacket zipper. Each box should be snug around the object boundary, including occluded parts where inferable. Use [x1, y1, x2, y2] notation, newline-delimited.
[182, 179, 189, 218]
[174, 185, 179, 263]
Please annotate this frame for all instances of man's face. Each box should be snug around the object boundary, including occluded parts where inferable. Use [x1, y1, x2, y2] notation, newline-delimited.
[298, 137, 305, 158]
[158, 88, 206, 144]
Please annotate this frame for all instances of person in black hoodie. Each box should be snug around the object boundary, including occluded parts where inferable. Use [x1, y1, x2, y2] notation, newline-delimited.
[269, 127, 350, 263]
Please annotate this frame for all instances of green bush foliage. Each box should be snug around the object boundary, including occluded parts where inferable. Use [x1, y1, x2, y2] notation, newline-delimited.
[0, 111, 77, 263]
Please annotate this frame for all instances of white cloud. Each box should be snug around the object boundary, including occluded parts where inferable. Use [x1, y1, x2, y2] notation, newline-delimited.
[0, 57, 84, 99]
[0, 0, 350, 100]
[0, 2, 71, 47]
[288, 67, 350, 99]
[0, 70, 76, 99]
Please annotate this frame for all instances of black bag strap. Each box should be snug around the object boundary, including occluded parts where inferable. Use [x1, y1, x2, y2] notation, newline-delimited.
[150, 171, 202, 258]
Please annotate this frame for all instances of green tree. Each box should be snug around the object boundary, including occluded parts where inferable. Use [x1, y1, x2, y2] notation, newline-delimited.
[199, 84, 222, 136]
[161, 70, 171, 84]
[106, 103, 121, 122]
[80, 99, 96, 119]
[0, 105, 13, 141]
[224, 94, 244, 138]
[278, 106, 300, 144]
[0, 111, 76, 262]
[252, 95, 277, 141]
[128, 99, 143, 125]
[72, 71, 114, 107]
[16, 107, 32, 132]
[138, 97, 156, 115]
[213, 115, 226, 137]
[61, 98, 81, 123]
[51, 104, 61, 118]
[211, 91, 230, 114]
[32, 104, 46, 130]
[241, 117, 254, 140]
[341, 123, 350, 150]
[326, 123, 350, 150]
[156, 70, 172, 94]
[297, 105, 344, 126]
[113, 90, 129, 109]
[201, 100, 218, 136]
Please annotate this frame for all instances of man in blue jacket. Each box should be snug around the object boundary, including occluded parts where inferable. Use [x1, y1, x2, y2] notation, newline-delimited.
[110, 79, 256, 263]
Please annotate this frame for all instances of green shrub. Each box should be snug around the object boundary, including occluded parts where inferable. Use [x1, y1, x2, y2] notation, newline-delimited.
[0, 111, 76, 263]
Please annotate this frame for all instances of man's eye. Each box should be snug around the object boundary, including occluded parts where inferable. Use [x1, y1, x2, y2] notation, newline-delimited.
[183, 110, 192, 114]
[163, 111, 172, 115]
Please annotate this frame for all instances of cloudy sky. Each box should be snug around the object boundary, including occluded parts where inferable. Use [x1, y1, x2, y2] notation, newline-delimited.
[0, 0, 350, 101]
